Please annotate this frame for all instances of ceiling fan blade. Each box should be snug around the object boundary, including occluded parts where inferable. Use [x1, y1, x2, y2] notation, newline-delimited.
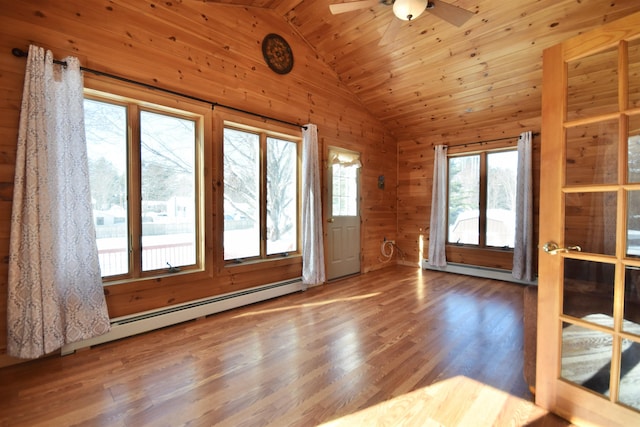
[379, 18, 402, 46]
[427, 0, 474, 27]
[330, 0, 380, 15]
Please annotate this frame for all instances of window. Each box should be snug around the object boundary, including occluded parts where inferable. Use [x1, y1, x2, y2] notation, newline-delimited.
[223, 124, 299, 261]
[84, 92, 203, 280]
[447, 150, 518, 248]
[329, 149, 360, 217]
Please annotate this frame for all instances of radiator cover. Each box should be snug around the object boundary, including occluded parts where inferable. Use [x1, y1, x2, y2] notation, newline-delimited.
[61, 278, 303, 355]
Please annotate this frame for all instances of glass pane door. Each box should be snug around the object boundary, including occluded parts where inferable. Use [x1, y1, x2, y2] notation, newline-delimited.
[557, 38, 640, 414]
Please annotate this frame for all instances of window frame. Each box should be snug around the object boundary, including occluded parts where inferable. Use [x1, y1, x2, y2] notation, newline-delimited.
[446, 147, 518, 251]
[84, 78, 212, 286]
[220, 113, 302, 266]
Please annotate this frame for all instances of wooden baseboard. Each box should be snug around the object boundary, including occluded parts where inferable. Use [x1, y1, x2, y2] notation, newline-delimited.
[0, 353, 28, 368]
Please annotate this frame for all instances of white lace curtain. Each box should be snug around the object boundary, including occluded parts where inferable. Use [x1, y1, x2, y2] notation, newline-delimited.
[428, 145, 448, 267]
[512, 131, 535, 281]
[7, 45, 110, 359]
[301, 124, 325, 288]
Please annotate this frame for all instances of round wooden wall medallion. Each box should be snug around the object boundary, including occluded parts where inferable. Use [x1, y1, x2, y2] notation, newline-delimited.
[262, 33, 294, 75]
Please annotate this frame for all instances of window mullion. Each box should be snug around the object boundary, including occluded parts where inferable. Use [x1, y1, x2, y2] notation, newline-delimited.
[260, 133, 268, 258]
[479, 152, 487, 248]
[129, 104, 143, 277]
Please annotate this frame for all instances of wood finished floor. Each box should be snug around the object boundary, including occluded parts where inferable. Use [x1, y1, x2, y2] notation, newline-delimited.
[0, 266, 573, 426]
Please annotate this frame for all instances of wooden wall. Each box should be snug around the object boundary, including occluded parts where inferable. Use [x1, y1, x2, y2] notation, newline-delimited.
[0, 0, 396, 365]
[396, 126, 541, 271]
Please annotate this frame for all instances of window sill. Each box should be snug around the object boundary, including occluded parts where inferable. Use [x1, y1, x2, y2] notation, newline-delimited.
[446, 244, 514, 252]
[223, 253, 302, 272]
[102, 266, 210, 287]
[445, 245, 515, 270]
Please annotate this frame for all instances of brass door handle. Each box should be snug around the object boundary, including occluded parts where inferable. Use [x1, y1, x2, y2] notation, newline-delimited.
[327, 218, 334, 223]
[543, 241, 581, 255]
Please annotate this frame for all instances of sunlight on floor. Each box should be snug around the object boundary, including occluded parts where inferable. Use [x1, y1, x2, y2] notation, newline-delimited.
[318, 375, 567, 427]
[231, 292, 382, 318]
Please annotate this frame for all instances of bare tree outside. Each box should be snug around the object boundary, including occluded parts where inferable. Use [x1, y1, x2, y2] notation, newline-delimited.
[223, 128, 260, 259]
[448, 151, 517, 247]
[139, 110, 196, 271]
[84, 99, 129, 276]
[448, 155, 480, 245]
[84, 98, 197, 276]
[266, 137, 297, 254]
[486, 151, 518, 247]
[223, 128, 297, 260]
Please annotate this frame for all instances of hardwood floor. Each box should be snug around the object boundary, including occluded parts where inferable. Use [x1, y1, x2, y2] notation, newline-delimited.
[0, 266, 573, 426]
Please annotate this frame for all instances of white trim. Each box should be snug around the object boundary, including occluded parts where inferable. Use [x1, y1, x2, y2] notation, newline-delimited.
[61, 278, 304, 355]
[422, 259, 537, 286]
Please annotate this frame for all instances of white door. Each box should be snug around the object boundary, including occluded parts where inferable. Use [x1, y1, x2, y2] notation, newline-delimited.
[537, 11, 640, 426]
[326, 148, 361, 280]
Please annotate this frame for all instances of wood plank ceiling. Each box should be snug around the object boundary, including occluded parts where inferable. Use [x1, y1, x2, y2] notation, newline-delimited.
[200, 1, 640, 141]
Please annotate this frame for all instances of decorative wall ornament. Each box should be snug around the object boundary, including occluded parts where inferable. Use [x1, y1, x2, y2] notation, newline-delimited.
[262, 33, 294, 74]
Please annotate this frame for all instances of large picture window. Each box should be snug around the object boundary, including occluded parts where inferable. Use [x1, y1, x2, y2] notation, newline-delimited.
[223, 124, 299, 261]
[447, 150, 518, 248]
[84, 92, 203, 280]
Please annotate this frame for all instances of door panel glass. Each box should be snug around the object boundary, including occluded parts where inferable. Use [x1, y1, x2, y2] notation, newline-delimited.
[567, 45, 618, 121]
[624, 267, 640, 336]
[546, 15, 640, 422]
[563, 259, 615, 326]
[565, 192, 617, 255]
[618, 337, 640, 411]
[629, 38, 640, 109]
[629, 115, 640, 183]
[332, 163, 359, 217]
[562, 322, 613, 398]
[565, 120, 619, 185]
[628, 191, 640, 257]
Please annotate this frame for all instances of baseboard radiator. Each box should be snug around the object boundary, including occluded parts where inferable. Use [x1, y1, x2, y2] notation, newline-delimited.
[422, 259, 537, 285]
[61, 277, 304, 355]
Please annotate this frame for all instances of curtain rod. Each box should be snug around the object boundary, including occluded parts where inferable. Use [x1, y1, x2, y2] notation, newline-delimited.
[11, 47, 307, 130]
[440, 132, 540, 149]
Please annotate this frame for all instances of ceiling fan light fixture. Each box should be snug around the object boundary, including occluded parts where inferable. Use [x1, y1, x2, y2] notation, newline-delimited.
[392, 0, 428, 21]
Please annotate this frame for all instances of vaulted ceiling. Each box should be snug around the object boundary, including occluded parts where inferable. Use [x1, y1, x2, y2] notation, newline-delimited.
[204, 0, 640, 141]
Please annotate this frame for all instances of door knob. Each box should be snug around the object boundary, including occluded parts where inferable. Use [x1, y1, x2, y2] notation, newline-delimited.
[327, 218, 334, 223]
[543, 241, 581, 255]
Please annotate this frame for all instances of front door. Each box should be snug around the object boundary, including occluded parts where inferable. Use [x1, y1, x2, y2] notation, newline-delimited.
[326, 147, 361, 281]
[538, 11, 640, 426]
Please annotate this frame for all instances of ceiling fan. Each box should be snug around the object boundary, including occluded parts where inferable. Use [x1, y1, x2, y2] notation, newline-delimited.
[330, 0, 474, 45]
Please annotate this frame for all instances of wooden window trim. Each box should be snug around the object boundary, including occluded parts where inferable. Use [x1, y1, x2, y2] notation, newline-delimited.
[84, 77, 213, 288]
[219, 111, 302, 268]
[446, 145, 518, 270]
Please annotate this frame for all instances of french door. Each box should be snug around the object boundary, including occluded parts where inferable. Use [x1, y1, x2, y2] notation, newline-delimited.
[538, 11, 640, 426]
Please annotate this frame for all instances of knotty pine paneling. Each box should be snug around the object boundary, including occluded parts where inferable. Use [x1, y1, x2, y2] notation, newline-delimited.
[2, 0, 634, 365]
[397, 130, 541, 272]
[308, 0, 640, 141]
[0, 0, 396, 363]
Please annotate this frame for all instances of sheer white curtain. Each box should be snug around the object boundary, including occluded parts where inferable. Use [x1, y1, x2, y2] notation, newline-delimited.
[7, 45, 110, 359]
[428, 145, 448, 267]
[513, 131, 534, 281]
[301, 124, 325, 288]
